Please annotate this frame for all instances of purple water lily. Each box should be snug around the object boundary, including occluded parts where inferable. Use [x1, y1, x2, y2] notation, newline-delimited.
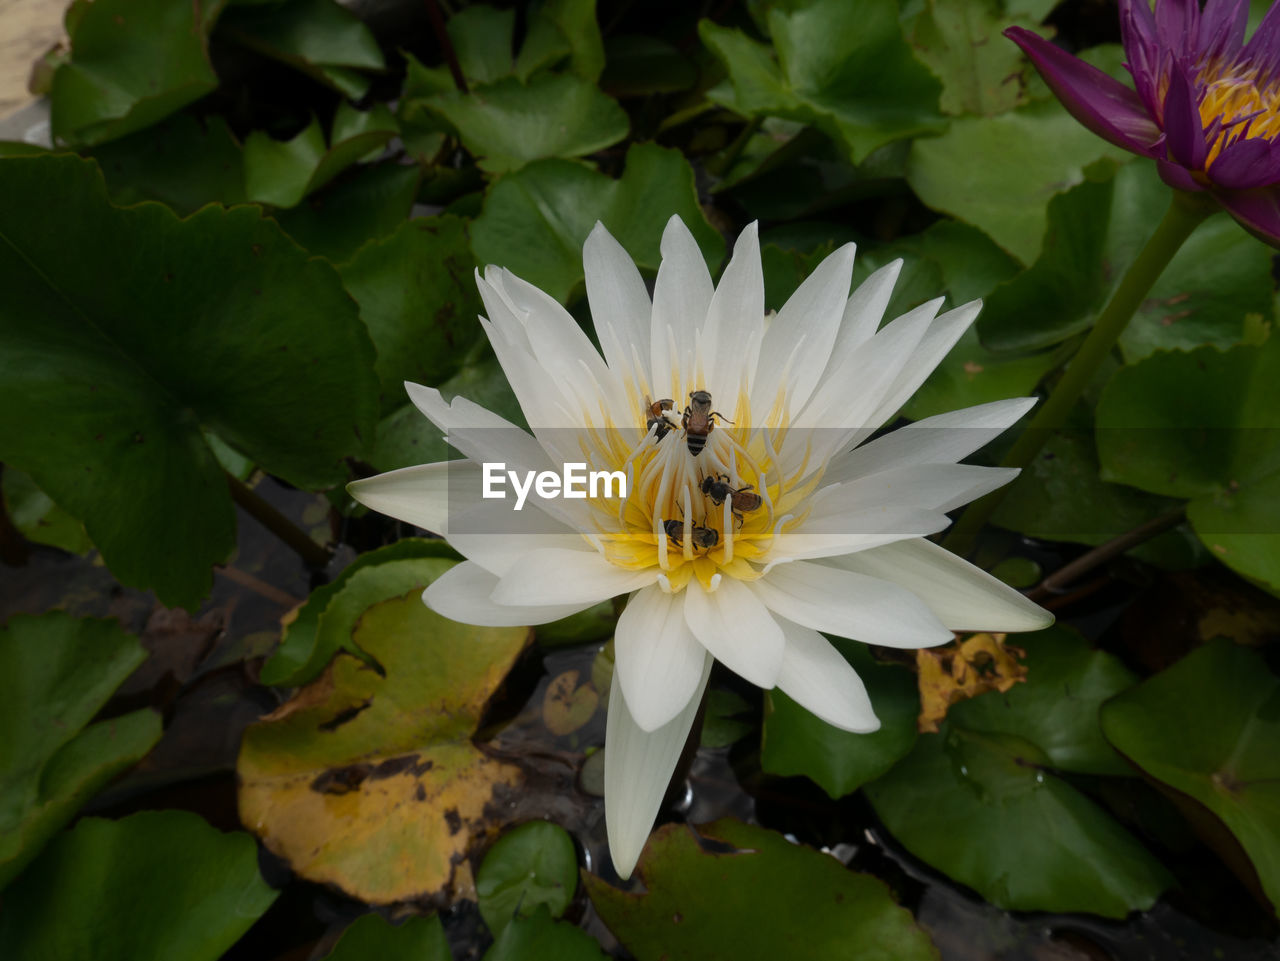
[1007, 0, 1280, 245]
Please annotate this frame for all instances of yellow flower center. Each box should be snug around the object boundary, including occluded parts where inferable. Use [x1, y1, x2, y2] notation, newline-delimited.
[579, 385, 816, 593]
[1196, 58, 1280, 168]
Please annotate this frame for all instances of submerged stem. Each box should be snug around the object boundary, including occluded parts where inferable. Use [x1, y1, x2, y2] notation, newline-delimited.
[943, 189, 1212, 556]
[225, 472, 332, 570]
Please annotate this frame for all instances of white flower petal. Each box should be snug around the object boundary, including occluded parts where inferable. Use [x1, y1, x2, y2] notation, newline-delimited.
[752, 560, 952, 648]
[491, 547, 656, 607]
[822, 397, 1037, 486]
[824, 538, 1053, 632]
[613, 585, 708, 732]
[753, 242, 855, 417]
[775, 617, 879, 733]
[766, 508, 951, 566]
[868, 299, 982, 425]
[809, 463, 1020, 517]
[701, 222, 764, 404]
[819, 259, 903, 381]
[789, 298, 940, 473]
[347, 460, 467, 534]
[585, 222, 652, 392]
[650, 215, 714, 399]
[423, 562, 587, 626]
[683, 577, 786, 688]
[605, 650, 713, 879]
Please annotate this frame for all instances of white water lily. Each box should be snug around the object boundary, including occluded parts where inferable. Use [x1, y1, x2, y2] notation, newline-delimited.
[349, 216, 1052, 879]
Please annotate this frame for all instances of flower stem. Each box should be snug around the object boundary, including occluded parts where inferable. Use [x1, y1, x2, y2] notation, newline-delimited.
[225, 472, 332, 570]
[943, 189, 1212, 557]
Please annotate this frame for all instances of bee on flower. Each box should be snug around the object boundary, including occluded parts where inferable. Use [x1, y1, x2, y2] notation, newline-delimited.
[348, 216, 1052, 879]
[1007, 0, 1280, 245]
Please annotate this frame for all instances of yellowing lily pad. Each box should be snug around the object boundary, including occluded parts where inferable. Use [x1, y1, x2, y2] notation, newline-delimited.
[238, 567, 531, 905]
[542, 670, 599, 736]
[915, 632, 1027, 733]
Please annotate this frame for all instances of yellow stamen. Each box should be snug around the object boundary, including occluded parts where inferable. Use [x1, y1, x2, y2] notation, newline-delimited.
[1196, 58, 1280, 168]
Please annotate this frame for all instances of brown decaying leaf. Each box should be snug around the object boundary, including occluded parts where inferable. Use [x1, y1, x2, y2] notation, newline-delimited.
[237, 589, 530, 905]
[915, 632, 1027, 734]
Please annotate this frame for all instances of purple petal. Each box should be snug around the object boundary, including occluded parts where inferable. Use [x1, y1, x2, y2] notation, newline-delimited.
[1200, 0, 1249, 59]
[1245, 0, 1280, 62]
[1157, 157, 1208, 192]
[1211, 137, 1280, 188]
[1155, 0, 1199, 57]
[1162, 64, 1208, 169]
[1215, 187, 1280, 248]
[1005, 27, 1162, 157]
[1119, 0, 1162, 113]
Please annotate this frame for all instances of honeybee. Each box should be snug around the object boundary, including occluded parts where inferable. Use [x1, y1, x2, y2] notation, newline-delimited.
[700, 473, 763, 526]
[682, 390, 729, 456]
[662, 518, 719, 551]
[644, 396, 675, 442]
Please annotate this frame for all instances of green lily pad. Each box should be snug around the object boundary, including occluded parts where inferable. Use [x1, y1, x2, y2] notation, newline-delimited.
[471, 142, 724, 303]
[0, 154, 378, 609]
[992, 429, 1202, 569]
[324, 913, 453, 961]
[477, 820, 579, 937]
[905, 100, 1132, 264]
[483, 907, 607, 961]
[865, 627, 1170, 916]
[701, 688, 754, 748]
[700, 0, 945, 164]
[585, 819, 938, 960]
[948, 625, 1138, 776]
[445, 5, 516, 84]
[260, 539, 460, 686]
[51, 0, 225, 147]
[516, 0, 605, 83]
[337, 215, 485, 415]
[1, 468, 93, 556]
[238, 563, 532, 904]
[866, 722, 1170, 916]
[274, 162, 421, 264]
[761, 640, 919, 798]
[0, 810, 277, 960]
[0, 613, 161, 888]
[218, 0, 385, 99]
[1096, 339, 1280, 591]
[87, 114, 247, 214]
[978, 163, 1274, 357]
[1101, 640, 1280, 912]
[244, 106, 397, 209]
[417, 74, 628, 175]
[908, 0, 1042, 116]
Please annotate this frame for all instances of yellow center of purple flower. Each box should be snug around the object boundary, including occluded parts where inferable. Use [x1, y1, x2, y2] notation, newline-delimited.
[1196, 60, 1280, 168]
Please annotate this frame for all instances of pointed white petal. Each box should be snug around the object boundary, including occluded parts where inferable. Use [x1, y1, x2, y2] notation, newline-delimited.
[868, 299, 982, 424]
[347, 461, 467, 534]
[775, 618, 879, 733]
[823, 397, 1037, 486]
[809, 464, 1020, 517]
[423, 562, 587, 626]
[752, 560, 952, 648]
[825, 538, 1053, 632]
[753, 242, 855, 416]
[766, 508, 951, 565]
[585, 222, 652, 389]
[491, 548, 655, 607]
[605, 650, 713, 879]
[823, 259, 902, 373]
[702, 222, 764, 401]
[613, 585, 708, 732]
[683, 577, 785, 688]
[650, 216, 714, 399]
